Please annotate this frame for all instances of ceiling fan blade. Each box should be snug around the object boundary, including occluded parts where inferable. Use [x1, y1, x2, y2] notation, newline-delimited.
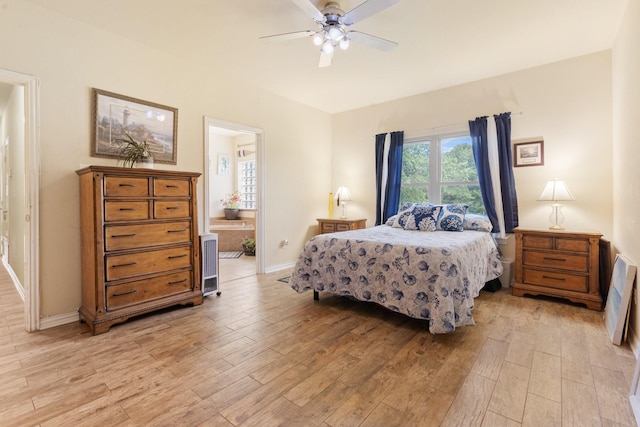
[342, 0, 400, 26]
[290, 0, 326, 22]
[259, 30, 316, 42]
[319, 51, 333, 68]
[348, 30, 398, 51]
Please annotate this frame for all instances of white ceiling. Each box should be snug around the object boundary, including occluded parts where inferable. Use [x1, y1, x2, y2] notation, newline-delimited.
[22, 0, 629, 114]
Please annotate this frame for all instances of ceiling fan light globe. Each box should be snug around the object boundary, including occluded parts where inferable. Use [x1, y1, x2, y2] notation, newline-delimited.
[321, 40, 335, 54]
[312, 33, 324, 46]
[327, 26, 343, 41]
[339, 37, 350, 50]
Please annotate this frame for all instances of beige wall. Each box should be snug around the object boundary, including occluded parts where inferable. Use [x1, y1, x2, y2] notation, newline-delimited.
[612, 0, 640, 351]
[332, 52, 613, 242]
[0, 2, 331, 319]
[209, 133, 236, 217]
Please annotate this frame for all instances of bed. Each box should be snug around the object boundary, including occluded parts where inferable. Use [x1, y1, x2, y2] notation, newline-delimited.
[290, 224, 503, 334]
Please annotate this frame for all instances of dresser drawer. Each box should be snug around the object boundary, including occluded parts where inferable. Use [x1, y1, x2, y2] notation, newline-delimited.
[336, 223, 351, 231]
[522, 268, 588, 292]
[106, 246, 192, 281]
[105, 221, 192, 251]
[322, 223, 336, 233]
[555, 238, 589, 252]
[106, 270, 193, 311]
[522, 235, 553, 250]
[154, 178, 190, 197]
[154, 200, 190, 219]
[523, 250, 588, 272]
[105, 176, 149, 197]
[105, 201, 150, 221]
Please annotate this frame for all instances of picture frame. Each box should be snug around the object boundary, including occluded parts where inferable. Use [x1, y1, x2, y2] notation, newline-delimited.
[91, 88, 178, 165]
[513, 140, 544, 167]
[218, 154, 230, 175]
[604, 254, 637, 345]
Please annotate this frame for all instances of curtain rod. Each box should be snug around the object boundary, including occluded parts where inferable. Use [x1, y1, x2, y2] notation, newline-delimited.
[376, 111, 524, 137]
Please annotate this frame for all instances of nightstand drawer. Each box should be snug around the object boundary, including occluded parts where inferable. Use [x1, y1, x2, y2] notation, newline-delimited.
[523, 268, 588, 292]
[522, 235, 553, 250]
[322, 223, 336, 233]
[555, 238, 589, 252]
[523, 250, 588, 272]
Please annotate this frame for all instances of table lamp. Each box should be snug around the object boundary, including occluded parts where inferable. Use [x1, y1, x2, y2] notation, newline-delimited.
[538, 179, 574, 230]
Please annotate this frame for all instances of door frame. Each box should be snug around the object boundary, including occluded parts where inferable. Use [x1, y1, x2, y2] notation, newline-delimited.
[203, 117, 265, 274]
[0, 68, 40, 332]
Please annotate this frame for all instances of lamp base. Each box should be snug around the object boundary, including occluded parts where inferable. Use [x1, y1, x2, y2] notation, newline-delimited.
[548, 204, 565, 231]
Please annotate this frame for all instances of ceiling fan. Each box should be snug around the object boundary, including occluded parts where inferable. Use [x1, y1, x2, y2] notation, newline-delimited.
[260, 0, 400, 67]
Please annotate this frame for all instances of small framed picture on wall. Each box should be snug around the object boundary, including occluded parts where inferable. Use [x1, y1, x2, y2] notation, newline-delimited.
[513, 140, 544, 167]
[218, 154, 230, 175]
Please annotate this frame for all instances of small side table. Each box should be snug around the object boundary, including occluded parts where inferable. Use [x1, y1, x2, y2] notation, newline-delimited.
[316, 218, 366, 234]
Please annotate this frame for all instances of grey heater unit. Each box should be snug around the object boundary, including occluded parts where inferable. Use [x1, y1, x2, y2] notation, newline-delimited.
[200, 233, 220, 296]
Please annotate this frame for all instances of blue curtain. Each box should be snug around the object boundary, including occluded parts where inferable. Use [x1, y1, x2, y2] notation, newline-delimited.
[469, 113, 518, 234]
[375, 131, 404, 225]
[494, 113, 519, 232]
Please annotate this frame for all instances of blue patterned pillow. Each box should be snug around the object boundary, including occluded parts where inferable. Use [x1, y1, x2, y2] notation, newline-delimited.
[435, 204, 468, 232]
[463, 214, 493, 232]
[391, 205, 441, 231]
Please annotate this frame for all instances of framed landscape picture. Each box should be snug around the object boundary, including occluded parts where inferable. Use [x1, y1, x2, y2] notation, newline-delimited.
[513, 140, 544, 167]
[91, 88, 178, 164]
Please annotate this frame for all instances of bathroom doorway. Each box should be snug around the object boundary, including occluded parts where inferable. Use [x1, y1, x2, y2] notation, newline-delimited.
[203, 117, 264, 282]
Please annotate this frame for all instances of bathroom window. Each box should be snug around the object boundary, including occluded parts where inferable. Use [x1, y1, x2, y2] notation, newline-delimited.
[238, 160, 256, 209]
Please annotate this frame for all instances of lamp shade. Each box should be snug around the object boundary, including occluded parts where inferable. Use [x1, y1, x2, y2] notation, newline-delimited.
[538, 179, 574, 202]
[335, 186, 352, 204]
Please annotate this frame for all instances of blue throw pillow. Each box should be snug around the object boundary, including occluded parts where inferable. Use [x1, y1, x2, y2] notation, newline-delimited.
[391, 205, 441, 231]
[436, 204, 468, 232]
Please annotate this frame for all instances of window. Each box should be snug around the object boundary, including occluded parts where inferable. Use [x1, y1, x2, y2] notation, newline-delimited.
[238, 160, 256, 209]
[400, 131, 484, 214]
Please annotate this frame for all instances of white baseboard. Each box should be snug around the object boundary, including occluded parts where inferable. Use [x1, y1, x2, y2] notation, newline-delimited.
[39, 311, 79, 330]
[264, 262, 296, 274]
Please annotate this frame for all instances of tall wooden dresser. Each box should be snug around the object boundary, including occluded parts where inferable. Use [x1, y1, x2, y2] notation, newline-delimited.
[76, 166, 203, 334]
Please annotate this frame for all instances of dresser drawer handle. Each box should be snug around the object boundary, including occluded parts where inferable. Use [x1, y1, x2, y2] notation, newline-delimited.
[111, 233, 136, 238]
[542, 275, 566, 281]
[543, 257, 566, 262]
[112, 261, 137, 268]
[167, 229, 187, 233]
[118, 183, 135, 187]
[168, 278, 187, 285]
[119, 207, 136, 211]
[112, 289, 137, 297]
[168, 254, 187, 259]
[165, 185, 180, 189]
[165, 206, 180, 210]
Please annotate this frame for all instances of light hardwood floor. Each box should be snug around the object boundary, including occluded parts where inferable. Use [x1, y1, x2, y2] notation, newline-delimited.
[0, 260, 637, 426]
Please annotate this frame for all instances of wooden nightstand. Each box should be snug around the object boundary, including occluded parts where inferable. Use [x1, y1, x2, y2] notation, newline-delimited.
[512, 228, 603, 310]
[316, 218, 366, 234]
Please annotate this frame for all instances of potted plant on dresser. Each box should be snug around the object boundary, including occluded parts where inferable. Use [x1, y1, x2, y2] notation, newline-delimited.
[117, 132, 154, 168]
[220, 191, 242, 220]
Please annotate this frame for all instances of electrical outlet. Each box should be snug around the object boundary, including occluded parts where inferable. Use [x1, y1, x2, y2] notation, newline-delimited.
[280, 239, 289, 248]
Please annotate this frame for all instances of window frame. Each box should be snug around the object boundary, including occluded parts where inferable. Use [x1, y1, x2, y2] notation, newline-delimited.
[401, 130, 480, 207]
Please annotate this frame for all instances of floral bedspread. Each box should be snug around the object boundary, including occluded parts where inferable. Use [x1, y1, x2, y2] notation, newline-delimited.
[290, 225, 503, 334]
